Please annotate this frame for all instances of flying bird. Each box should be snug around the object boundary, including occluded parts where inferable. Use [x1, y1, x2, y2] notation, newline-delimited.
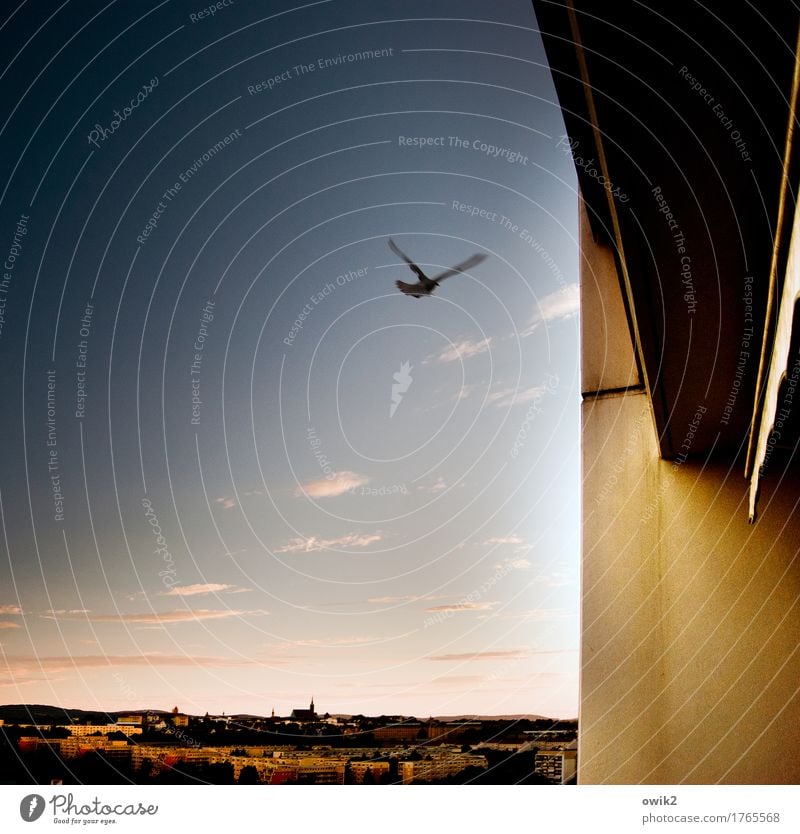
[388, 239, 487, 298]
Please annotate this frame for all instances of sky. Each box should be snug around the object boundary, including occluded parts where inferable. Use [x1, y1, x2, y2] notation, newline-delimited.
[0, 0, 580, 718]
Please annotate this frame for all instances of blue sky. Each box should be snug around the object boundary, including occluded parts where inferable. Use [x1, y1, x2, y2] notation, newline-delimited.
[0, 0, 579, 717]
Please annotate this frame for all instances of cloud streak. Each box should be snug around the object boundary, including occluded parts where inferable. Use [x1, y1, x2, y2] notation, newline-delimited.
[499, 558, 531, 570]
[487, 385, 549, 408]
[42, 609, 266, 624]
[0, 604, 22, 615]
[428, 649, 530, 661]
[526, 283, 579, 333]
[485, 535, 525, 546]
[416, 477, 447, 494]
[163, 583, 244, 597]
[276, 533, 382, 553]
[0, 653, 272, 685]
[296, 471, 369, 498]
[429, 337, 492, 364]
[283, 636, 378, 648]
[45, 609, 91, 616]
[424, 602, 499, 613]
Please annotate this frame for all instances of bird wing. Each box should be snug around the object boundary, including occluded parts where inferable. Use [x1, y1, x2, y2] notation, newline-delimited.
[388, 238, 426, 281]
[431, 253, 488, 282]
[395, 280, 425, 297]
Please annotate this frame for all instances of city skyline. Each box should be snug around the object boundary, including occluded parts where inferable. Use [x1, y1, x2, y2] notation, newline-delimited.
[0, 698, 574, 720]
[0, 701, 577, 784]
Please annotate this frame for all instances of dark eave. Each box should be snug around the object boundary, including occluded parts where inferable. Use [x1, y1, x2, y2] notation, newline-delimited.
[534, 0, 798, 460]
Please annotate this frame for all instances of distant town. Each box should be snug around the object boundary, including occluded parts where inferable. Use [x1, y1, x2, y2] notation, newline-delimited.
[0, 699, 577, 785]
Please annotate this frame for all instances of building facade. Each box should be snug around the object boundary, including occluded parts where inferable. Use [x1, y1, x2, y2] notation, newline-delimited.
[398, 754, 487, 784]
[534, 745, 577, 784]
[533, 1, 800, 784]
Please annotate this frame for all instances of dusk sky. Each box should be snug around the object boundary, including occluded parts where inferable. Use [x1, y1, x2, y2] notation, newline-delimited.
[0, 0, 579, 718]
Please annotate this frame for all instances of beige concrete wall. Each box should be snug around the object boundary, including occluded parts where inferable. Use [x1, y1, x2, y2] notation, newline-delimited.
[579, 197, 639, 395]
[582, 391, 800, 783]
[579, 202, 800, 785]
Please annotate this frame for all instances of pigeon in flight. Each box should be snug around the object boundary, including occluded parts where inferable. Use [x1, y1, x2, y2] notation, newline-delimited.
[388, 239, 487, 298]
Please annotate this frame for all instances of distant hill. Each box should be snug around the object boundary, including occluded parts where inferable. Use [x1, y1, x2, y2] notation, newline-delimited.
[0, 704, 575, 725]
[0, 705, 109, 724]
[433, 715, 552, 722]
[0, 705, 169, 724]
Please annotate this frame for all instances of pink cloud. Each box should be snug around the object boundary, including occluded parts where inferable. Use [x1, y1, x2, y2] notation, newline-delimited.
[424, 602, 499, 613]
[296, 471, 369, 498]
[417, 477, 447, 493]
[0, 605, 22, 615]
[163, 583, 240, 597]
[427, 649, 530, 662]
[0, 653, 271, 685]
[42, 609, 266, 624]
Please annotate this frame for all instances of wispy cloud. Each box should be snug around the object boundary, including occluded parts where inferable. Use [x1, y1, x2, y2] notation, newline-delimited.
[368, 594, 447, 604]
[485, 535, 525, 546]
[455, 383, 479, 401]
[427, 649, 530, 662]
[428, 337, 492, 364]
[18, 653, 256, 668]
[163, 583, 246, 597]
[0, 652, 265, 685]
[525, 283, 579, 333]
[487, 384, 548, 408]
[296, 471, 369, 498]
[215, 497, 237, 510]
[282, 636, 377, 648]
[0, 621, 21, 629]
[430, 675, 487, 686]
[44, 608, 91, 616]
[424, 601, 499, 613]
[42, 609, 266, 624]
[276, 532, 382, 553]
[0, 605, 22, 615]
[417, 476, 447, 494]
[499, 558, 531, 570]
